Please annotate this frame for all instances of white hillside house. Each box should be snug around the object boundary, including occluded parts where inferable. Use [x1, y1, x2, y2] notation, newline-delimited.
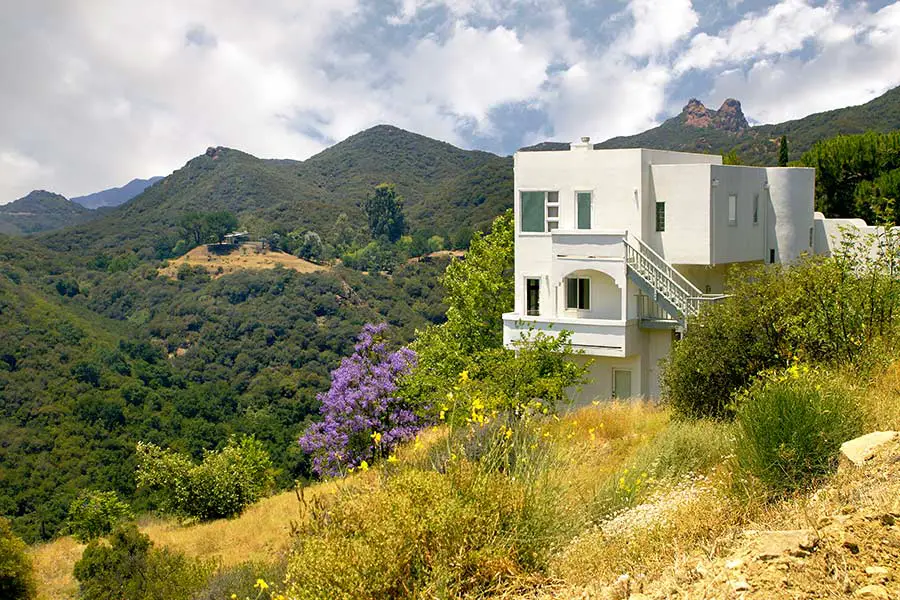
[502, 139, 859, 402]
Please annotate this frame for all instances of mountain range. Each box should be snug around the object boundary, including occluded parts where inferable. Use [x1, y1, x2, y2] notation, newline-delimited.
[7, 85, 900, 245]
[71, 177, 164, 209]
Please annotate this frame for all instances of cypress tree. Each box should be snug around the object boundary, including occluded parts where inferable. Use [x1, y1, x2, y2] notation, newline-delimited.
[778, 135, 789, 167]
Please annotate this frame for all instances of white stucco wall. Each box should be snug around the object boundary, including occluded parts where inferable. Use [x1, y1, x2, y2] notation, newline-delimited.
[647, 163, 713, 263]
[767, 167, 815, 262]
[709, 165, 770, 264]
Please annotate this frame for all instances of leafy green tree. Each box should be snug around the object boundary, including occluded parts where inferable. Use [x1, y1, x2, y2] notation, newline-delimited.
[365, 183, 406, 243]
[723, 149, 744, 165]
[778, 135, 789, 167]
[330, 212, 357, 255]
[135, 436, 275, 520]
[179, 211, 206, 246]
[203, 211, 239, 244]
[298, 231, 325, 262]
[73, 524, 210, 600]
[0, 518, 36, 600]
[66, 490, 133, 542]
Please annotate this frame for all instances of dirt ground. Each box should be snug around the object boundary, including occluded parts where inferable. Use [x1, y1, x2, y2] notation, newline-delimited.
[158, 243, 327, 278]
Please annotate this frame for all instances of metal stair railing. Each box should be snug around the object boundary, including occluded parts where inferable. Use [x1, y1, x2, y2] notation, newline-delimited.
[623, 233, 724, 320]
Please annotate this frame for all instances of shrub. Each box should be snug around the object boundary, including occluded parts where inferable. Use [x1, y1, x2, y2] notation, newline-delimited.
[194, 560, 287, 600]
[73, 524, 212, 600]
[0, 517, 36, 600]
[136, 436, 275, 520]
[288, 419, 569, 599]
[66, 490, 133, 542]
[299, 323, 420, 477]
[735, 366, 864, 494]
[664, 233, 900, 420]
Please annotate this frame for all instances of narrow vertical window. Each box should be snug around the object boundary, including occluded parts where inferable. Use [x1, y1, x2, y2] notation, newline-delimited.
[526, 278, 540, 316]
[655, 202, 665, 232]
[769, 248, 776, 263]
[520, 191, 544, 232]
[546, 191, 559, 232]
[566, 277, 590, 310]
[728, 194, 737, 226]
[577, 192, 592, 229]
[809, 227, 814, 248]
[753, 194, 759, 225]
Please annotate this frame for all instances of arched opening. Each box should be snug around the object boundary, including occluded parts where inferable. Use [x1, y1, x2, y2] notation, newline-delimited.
[559, 269, 622, 320]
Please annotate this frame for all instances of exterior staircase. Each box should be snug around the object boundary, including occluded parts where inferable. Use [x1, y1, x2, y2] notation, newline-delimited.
[623, 234, 726, 328]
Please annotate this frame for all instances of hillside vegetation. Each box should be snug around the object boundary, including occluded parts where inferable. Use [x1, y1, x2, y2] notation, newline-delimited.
[39, 126, 513, 260]
[0, 191, 98, 236]
[596, 85, 900, 165]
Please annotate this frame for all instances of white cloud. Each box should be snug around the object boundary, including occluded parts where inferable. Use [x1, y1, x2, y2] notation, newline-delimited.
[675, 0, 848, 74]
[624, 0, 699, 57]
[704, 1, 900, 124]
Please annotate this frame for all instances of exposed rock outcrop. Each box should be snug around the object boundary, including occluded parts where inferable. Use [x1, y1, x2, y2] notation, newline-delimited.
[680, 98, 749, 132]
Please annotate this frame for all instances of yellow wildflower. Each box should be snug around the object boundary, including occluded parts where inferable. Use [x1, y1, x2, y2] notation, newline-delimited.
[387, 454, 398, 463]
[371, 431, 382, 444]
[459, 370, 469, 382]
[255, 579, 269, 591]
[359, 460, 369, 472]
[504, 427, 513, 440]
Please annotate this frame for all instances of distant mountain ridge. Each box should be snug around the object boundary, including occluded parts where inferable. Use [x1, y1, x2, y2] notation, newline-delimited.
[71, 176, 164, 209]
[40, 125, 514, 258]
[593, 85, 900, 163]
[0, 190, 96, 236]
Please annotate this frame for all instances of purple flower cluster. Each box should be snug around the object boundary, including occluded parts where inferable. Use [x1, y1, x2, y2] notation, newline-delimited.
[299, 323, 420, 477]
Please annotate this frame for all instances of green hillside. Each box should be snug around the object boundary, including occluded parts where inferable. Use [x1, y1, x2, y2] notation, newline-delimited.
[596, 85, 900, 164]
[0, 190, 98, 236]
[40, 126, 513, 259]
[0, 233, 449, 542]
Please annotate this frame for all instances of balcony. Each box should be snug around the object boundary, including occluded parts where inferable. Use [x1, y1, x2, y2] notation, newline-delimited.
[502, 312, 637, 357]
[552, 230, 626, 260]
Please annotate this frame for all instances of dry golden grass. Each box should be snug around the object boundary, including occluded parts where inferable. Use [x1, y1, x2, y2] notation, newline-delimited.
[158, 243, 327, 279]
[862, 360, 900, 430]
[29, 536, 84, 600]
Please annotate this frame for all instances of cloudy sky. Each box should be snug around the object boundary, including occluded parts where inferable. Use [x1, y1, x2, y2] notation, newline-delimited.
[1, 0, 899, 203]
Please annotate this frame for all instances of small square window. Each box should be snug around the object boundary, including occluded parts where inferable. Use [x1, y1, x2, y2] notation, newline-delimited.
[655, 202, 665, 232]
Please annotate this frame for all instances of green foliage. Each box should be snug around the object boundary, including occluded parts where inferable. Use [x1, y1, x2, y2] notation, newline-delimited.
[179, 210, 239, 247]
[0, 517, 36, 600]
[288, 419, 568, 599]
[722, 149, 744, 165]
[592, 419, 735, 519]
[135, 436, 275, 520]
[0, 191, 97, 237]
[66, 490, 133, 542]
[800, 131, 900, 221]
[73, 524, 212, 600]
[664, 230, 900, 419]
[854, 167, 900, 225]
[735, 366, 863, 494]
[194, 560, 287, 600]
[365, 183, 406, 243]
[778, 135, 789, 167]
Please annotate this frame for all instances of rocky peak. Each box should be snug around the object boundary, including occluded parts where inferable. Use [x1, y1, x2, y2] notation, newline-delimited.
[680, 98, 748, 132]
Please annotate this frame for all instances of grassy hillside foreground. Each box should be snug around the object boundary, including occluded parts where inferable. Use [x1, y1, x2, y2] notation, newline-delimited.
[30, 363, 900, 600]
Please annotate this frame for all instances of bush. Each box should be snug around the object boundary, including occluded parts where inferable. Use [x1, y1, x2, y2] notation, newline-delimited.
[288, 421, 568, 599]
[73, 524, 212, 600]
[0, 517, 36, 600]
[193, 560, 287, 600]
[664, 234, 900, 420]
[66, 490, 133, 542]
[735, 366, 864, 494]
[136, 436, 275, 520]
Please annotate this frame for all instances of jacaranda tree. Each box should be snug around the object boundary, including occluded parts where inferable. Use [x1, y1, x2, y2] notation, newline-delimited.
[299, 323, 420, 477]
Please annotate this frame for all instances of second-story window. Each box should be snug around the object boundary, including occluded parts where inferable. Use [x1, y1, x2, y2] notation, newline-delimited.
[753, 194, 759, 225]
[577, 192, 592, 229]
[520, 191, 559, 232]
[526, 278, 540, 316]
[728, 194, 738, 226]
[566, 277, 590, 310]
[655, 202, 665, 232]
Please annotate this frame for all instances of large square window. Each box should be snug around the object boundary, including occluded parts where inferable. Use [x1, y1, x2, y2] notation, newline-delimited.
[566, 277, 590, 310]
[520, 191, 545, 232]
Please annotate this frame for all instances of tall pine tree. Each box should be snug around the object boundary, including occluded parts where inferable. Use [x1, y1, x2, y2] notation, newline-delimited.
[778, 135, 789, 167]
